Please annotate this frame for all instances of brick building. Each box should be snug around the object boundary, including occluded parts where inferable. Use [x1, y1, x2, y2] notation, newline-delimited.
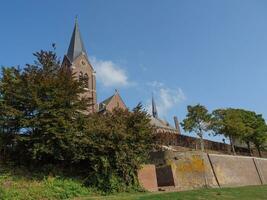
[62, 19, 126, 113]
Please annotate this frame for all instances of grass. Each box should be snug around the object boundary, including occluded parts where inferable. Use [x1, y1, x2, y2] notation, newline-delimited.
[0, 166, 94, 200]
[0, 166, 266, 200]
[75, 185, 267, 200]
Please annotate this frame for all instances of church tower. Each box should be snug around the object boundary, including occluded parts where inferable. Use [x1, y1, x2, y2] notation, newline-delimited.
[62, 19, 97, 113]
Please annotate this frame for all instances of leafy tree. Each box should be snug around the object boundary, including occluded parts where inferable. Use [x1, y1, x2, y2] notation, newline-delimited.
[71, 104, 154, 193]
[241, 111, 267, 157]
[181, 104, 211, 152]
[0, 48, 90, 164]
[211, 108, 267, 156]
[0, 67, 25, 160]
[211, 109, 246, 154]
[0, 48, 155, 192]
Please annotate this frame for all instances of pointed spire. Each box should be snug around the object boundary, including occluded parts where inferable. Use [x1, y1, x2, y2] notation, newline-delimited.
[152, 93, 159, 119]
[66, 17, 88, 63]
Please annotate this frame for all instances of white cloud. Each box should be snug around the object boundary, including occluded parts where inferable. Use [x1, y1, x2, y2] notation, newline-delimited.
[146, 81, 186, 117]
[157, 87, 186, 116]
[91, 57, 129, 87]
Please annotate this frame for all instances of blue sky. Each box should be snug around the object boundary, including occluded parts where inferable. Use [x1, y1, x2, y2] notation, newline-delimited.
[1, 0, 267, 142]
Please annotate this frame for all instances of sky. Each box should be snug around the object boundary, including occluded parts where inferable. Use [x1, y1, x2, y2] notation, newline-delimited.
[1, 0, 267, 142]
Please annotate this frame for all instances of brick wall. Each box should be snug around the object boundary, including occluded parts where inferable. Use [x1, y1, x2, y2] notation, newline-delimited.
[137, 165, 158, 192]
[156, 132, 252, 156]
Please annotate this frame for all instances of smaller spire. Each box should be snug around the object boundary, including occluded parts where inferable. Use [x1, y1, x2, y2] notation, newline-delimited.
[152, 93, 158, 119]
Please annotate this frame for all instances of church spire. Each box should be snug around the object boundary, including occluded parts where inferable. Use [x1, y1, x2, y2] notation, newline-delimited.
[66, 18, 88, 63]
[152, 94, 158, 119]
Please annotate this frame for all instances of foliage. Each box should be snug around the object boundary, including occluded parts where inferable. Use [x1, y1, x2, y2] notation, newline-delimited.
[0, 167, 93, 200]
[0, 48, 154, 193]
[181, 104, 211, 151]
[75, 105, 154, 193]
[211, 108, 267, 156]
[0, 49, 90, 164]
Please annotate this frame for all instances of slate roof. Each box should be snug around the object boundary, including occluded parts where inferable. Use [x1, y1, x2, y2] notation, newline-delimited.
[150, 116, 179, 133]
[99, 95, 114, 108]
[66, 19, 88, 63]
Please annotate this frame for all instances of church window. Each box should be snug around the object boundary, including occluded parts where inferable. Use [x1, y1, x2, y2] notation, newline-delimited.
[79, 72, 83, 82]
[84, 73, 89, 88]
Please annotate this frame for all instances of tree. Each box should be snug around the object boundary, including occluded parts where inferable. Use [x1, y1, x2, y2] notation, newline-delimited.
[0, 67, 24, 160]
[211, 108, 267, 156]
[181, 104, 211, 152]
[0, 47, 90, 164]
[241, 112, 267, 157]
[72, 104, 154, 192]
[0, 47, 155, 192]
[211, 109, 247, 154]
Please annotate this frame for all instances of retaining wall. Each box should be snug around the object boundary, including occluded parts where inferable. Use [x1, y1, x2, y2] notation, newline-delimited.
[208, 154, 262, 187]
[150, 151, 267, 191]
[137, 164, 158, 192]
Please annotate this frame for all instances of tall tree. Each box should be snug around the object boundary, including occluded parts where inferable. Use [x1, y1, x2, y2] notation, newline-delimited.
[211, 108, 267, 156]
[22, 49, 90, 163]
[0, 47, 90, 164]
[242, 112, 267, 157]
[181, 104, 211, 152]
[211, 109, 246, 154]
[0, 67, 24, 159]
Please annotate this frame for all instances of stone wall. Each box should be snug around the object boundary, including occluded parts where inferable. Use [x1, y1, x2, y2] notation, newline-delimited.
[149, 151, 267, 191]
[208, 154, 262, 187]
[167, 152, 218, 190]
[254, 158, 267, 184]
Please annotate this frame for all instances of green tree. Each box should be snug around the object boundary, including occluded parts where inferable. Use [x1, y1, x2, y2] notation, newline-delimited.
[0, 67, 24, 160]
[74, 105, 154, 193]
[181, 104, 211, 152]
[211, 108, 267, 156]
[241, 111, 267, 157]
[0, 48, 90, 164]
[211, 109, 246, 154]
[0, 47, 155, 192]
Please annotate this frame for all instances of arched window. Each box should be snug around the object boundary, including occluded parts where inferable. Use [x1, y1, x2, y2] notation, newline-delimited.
[79, 72, 83, 82]
[84, 73, 89, 88]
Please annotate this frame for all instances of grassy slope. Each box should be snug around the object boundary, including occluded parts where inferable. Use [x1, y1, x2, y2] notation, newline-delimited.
[0, 166, 266, 200]
[0, 166, 94, 200]
[78, 185, 267, 200]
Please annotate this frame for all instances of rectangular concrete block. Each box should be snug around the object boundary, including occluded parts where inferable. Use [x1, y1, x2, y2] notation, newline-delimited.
[209, 154, 262, 187]
[167, 152, 218, 190]
[254, 158, 267, 184]
[138, 164, 158, 192]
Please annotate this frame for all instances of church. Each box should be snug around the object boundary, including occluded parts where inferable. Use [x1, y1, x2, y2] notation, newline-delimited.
[62, 19, 181, 135]
[61, 19, 127, 114]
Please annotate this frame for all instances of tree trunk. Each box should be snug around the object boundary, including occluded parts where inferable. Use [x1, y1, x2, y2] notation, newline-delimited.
[229, 136, 236, 155]
[246, 141, 252, 156]
[199, 134, 205, 152]
[257, 146, 262, 157]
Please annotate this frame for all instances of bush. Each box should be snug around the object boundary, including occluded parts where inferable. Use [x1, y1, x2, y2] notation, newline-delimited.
[77, 106, 154, 193]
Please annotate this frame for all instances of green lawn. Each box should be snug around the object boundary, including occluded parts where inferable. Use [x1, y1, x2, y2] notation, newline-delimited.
[76, 185, 267, 200]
